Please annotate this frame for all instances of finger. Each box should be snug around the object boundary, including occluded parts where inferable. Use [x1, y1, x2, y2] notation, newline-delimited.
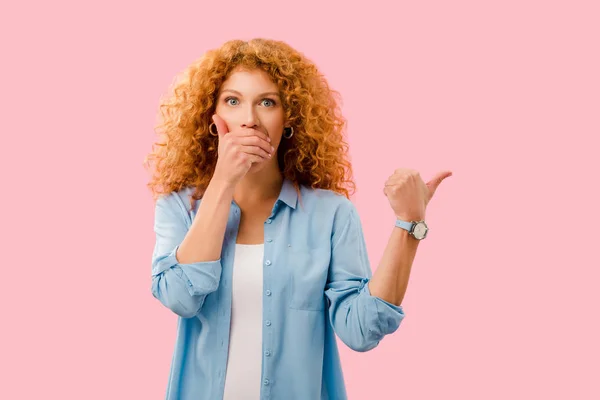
[425, 170, 452, 199]
[239, 145, 272, 160]
[385, 177, 407, 186]
[212, 114, 229, 136]
[237, 135, 274, 156]
[426, 170, 453, 190]
[234, 128, 271, 144]
[249, 154, 266, 164]
[243, 154, 267, 169]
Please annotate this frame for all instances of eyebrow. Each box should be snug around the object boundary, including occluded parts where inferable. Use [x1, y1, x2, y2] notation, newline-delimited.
[220, 89, 280, 98]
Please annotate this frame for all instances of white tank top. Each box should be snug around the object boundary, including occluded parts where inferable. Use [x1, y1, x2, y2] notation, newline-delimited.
[223, 243, 264, 400]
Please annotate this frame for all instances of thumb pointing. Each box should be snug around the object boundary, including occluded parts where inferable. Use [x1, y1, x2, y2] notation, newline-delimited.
[426, 170, 452, 199]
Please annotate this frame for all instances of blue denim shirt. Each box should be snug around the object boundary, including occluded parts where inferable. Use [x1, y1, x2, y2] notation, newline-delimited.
[151, 178, 405, 399]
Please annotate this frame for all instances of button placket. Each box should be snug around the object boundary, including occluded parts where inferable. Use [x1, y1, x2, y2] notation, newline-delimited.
[263, 213, 275, 394]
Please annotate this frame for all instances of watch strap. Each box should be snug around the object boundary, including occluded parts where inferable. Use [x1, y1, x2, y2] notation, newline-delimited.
[395, 219, 414, 232]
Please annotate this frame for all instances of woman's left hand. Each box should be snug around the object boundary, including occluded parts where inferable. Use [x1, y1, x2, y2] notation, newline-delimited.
[383, 169, 453, 221]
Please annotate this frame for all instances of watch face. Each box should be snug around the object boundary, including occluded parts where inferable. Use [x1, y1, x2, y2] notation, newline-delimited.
[413, 222, 428, 239]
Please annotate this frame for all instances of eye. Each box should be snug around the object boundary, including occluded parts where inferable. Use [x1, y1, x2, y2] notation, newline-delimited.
[261, 98, 276, 107]
[225, 97, 239, 106]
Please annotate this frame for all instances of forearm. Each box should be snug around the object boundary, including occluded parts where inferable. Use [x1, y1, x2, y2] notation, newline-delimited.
[368, 226, 420, 306]
[176, 178, 235, 263]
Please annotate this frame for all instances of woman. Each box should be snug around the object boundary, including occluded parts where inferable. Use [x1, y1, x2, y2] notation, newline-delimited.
[145, 38, 451, 400]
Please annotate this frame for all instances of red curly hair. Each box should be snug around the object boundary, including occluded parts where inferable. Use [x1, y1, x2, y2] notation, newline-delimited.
[144, 38, 356, 211]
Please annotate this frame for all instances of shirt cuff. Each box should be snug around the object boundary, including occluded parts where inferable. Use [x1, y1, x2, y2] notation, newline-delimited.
[361, 280, 406, 337]
[152, 245, 222, 297]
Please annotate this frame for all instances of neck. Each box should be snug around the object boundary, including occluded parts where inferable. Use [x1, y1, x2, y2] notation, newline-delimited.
[233, 164, 284, 206]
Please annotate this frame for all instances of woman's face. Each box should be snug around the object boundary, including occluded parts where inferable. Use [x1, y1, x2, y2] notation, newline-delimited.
[215, 67, 287, 171]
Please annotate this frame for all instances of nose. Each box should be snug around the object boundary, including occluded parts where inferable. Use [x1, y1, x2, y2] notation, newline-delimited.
[241, 105, 260, 129]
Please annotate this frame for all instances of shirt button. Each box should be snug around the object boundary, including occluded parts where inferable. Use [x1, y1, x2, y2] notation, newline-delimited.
[264, 379, 270, 386]
[265, 350, 271, 356]
[265, 290, 271, 296]
[266, 238, 273, 243]
[265, 260, 271, 266]
[266, 218, 272, 224]
[265, 320, 271, 326]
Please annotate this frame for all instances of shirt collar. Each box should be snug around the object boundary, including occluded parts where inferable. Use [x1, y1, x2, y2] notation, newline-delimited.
[228, 177, 298, 210]
[278, 177, 298, 210]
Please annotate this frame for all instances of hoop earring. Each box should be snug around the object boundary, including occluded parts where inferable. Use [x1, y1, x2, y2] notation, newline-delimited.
[209, 122, 218, 136]
[283, 126, 294, 139]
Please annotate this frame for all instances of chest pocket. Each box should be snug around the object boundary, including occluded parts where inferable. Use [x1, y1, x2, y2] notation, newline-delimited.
[288, 246, 331, 311]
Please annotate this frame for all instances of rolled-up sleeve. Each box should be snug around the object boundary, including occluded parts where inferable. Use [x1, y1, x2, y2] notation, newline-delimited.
[151, 193, 222, 318]
[324, 200, 405, 352]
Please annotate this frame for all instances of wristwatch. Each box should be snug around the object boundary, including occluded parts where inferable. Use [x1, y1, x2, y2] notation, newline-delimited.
[395, 218, 429, 240]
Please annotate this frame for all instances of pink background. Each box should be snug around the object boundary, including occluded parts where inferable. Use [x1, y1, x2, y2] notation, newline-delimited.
[2, 0, 599, 398]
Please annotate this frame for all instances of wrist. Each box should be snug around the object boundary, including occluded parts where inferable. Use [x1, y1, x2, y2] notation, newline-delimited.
[396, 215, 424, 221]
[207, 176, 236, 198]
[395, 218, 429, 240]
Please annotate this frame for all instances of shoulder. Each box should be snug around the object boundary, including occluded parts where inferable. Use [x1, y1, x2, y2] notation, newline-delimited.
[297, 184, 357, 221]
[297, 186, 363, 247]
[155, 186, 196, 220]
